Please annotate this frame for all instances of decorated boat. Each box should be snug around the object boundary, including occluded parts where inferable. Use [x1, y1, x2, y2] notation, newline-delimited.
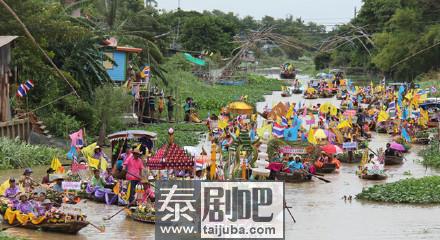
[275, 171, 312, 183]
[359, 174, 387, 180]
[125, 206, 155, 224]
[292, 88, 303, 94]
[384, 155, 403, 165]
[0, 206, 89, 234]
[281, 91, 291, 97]
[412, 138, 430, 145]
[316, 163, 337, 174]
[304, 94, 318, 99]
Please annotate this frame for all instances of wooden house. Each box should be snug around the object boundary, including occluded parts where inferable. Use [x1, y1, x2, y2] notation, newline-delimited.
[0, 36, 17, 122]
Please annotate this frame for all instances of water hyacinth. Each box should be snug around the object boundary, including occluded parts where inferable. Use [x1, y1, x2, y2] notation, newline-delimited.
[357, 176, 440, 204]
[0, 137, 63, 170]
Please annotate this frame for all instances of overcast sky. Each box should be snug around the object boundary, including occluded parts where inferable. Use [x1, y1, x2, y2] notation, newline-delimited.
[157, 0, 364, 25]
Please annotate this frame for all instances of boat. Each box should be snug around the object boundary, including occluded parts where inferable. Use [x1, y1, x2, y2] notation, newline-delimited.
[316, 163, 337, 174]
[384, 155, 403, 165]
[275, 171, 312, 183]
[304, 94, 318, 99]
[337, 152, 362, 163]
[281, 91, 291, 97]
[280, 63, 296, 79]
[1, 208, 89, 234]
[292, 87, 303, 94]
[412, 138, 430, 145]
[359, 174, 387, 180]
[125, 207, 155, 224]
[427, 121, 438, 128]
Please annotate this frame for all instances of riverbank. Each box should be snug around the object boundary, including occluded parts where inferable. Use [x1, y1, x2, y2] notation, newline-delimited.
[357, 176, 440, 204]
[0, 233, 26, 240]
[0, 137, 63, 170]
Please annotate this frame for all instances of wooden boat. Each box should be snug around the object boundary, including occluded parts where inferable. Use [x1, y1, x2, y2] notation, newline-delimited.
[275, 171, 312, 183]
[125, 208, 155, 224]
[319, 91, 334, 98]
[337, 152, 362, 163]
[412, 138, 430, 145]
[376, 126, 388, 134]
[316, 163, 337, 174]
[359, 174, 387, 180]
[427, 121, 438, 128]
[281, 92, 291, 97]
[292, 88, 303, 94]
[0, 208, 89, 234]
[304, 94, 318, 99]
[384, 155, 403, 165]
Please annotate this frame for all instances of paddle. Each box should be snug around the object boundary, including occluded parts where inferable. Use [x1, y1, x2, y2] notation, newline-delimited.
[300, 169, 330, 183]
[87, 221, 106, 232]
[283, 201, 296, 223]
[103, 207, 126, 221]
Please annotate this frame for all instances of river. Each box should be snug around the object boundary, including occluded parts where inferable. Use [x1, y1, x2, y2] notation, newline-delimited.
[2, 74, 440, 239]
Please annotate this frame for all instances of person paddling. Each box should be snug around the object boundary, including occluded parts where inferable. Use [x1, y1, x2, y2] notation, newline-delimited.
[123, 148, 144, 202]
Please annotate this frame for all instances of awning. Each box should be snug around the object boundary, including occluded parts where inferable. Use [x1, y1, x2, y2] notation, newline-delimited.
[183, 53, 206, 66]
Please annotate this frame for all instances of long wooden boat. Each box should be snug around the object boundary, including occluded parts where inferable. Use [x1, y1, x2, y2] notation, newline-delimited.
[427, 121, 438, 128]
[359, 174, 387, 180]
[292, 88, 303, 94]
[412, 138, 430, 145]
[384, 155, 403, 165]
[275, 171, 312, 183]
[316, 163, 337, 174]
[304, 95, 318, 99]
[125, 208, 155, 224]
[281, 92, 291, 97]
[0, 208, 89, 234]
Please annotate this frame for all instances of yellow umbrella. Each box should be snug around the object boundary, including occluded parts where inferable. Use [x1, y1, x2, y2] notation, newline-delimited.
[227, 101, 254, 115]
[337, 120, 352, 129]
[314, 129, 327, 139]
[319, 102, 337, 115]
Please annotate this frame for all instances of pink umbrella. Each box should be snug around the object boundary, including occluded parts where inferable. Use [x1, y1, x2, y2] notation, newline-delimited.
[320, 144, 344, 155]
[390, 142, 405, 152]
[343, 110, 357, 117]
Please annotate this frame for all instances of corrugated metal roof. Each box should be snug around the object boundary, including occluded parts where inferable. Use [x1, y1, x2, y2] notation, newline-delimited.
[0, 36, 18, 48]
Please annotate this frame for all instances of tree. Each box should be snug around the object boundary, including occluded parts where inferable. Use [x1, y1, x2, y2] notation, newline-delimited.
[93, 85, 132, 145]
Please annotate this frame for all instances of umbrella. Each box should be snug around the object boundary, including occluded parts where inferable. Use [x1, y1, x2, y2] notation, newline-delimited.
[343, 110, 357, 117]
[319, 102, 337, 114]
[390, 142, 405, 152]
[314, 129, 327, 139]
[227, 101, 254, 115]
[320, 144, 343, 155]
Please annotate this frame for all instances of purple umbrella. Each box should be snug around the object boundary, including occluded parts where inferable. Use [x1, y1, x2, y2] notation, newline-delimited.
[390, 142, 405, 151]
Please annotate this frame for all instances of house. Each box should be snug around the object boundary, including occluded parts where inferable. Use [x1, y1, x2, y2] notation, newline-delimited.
[102, 38, 142, 83]
[0, 36, 18, 122]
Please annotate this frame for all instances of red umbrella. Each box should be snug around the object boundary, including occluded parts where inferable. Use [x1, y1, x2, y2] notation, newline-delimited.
[321, 144, 344, 154]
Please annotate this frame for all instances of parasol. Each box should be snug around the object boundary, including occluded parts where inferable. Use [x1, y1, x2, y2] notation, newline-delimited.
[390, 142, 405, 152]
[314, 129, 327, 139]
[320, 144, 343, 155]
[227, 101, 254, 115]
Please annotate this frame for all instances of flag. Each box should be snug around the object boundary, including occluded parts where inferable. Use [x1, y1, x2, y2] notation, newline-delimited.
[401, 128, 411, 142]
[140, 65, 151, 80]
[281, 116, 288, 127]
[381, 77, 386, 85]
[402, 107, 409, 120]
[272, 122, 286, 138]
[306, 113, 315, 125]
[66, 146, 78, 160]
[81, 142, 97, 159]
[87, 156, 100, 169]
[388, 101, 396, 117]
[69, 129, 84, 147]
[16, 80, 34, 97]
[431, 86, 437, 93]
[51, 156, 64, 173]
[286, 103, 294, 119]
[307, 128, 317, 144]
[257, 122, 272, 138]
[302, 104, 307, 117]
[0, 180, 10, 196]
[377, 110, 389, 123]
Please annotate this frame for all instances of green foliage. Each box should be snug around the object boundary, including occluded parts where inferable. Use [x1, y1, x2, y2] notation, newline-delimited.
[0, 137, 64, 170]
[41, 112, 82, 139]
[420, 140, 440, 168]
[0, 233, 27, 240]
[357, 176, 440, 204]
[314, 52, 332, 70]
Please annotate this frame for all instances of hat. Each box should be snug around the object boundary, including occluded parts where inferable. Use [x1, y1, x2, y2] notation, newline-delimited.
[148, 175, 155, 181]
[24, 168, 33, 174]
[95, 146, 101, 149]
[49, 174, 65, 182]
[9, 177, 15, 182]
[42, 199, 52, 205]
[132, 148, 142, 154]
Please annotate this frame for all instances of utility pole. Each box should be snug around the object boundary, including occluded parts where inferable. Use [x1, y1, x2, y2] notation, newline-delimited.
[354, 7, 357, 19]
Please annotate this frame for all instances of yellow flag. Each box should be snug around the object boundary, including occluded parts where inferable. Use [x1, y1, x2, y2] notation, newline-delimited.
[87, 156, 100, 169]
[50, 157, 63, 173]
[81, 142, 97, 159]
[0, 180, 9, 196]
[377, 110, 389, 123]
[307, 128, 317, 144]
[113, 181, 120, 195]
[330, 106, 338, 116]
[100, 159, 108, 171]
[286, 103, 294, 119]
[257, 123, 272, 138]
[218, 119, 228, 130]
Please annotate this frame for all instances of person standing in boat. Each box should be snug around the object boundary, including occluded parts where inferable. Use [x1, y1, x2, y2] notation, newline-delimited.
[385, 143, 395, 156]
[19, 168, 37, 193]
[123, 148, 144, 202]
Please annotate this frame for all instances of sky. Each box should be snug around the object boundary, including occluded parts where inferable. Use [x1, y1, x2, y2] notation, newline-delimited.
[157, 0, 364, 26]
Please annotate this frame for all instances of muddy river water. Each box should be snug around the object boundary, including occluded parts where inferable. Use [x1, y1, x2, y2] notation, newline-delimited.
[2, 75, 440, 239]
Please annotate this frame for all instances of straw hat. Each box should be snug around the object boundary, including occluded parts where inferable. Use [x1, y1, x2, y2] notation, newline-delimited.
[132, 148, 142, 155]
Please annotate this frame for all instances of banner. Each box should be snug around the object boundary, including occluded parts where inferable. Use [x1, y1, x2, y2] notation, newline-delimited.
[279, 146, 307, 154]
[62, 181, 82, 191]
[343, 142, 358, 149]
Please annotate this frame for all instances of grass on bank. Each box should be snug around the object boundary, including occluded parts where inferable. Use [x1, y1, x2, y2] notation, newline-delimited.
[0, 234, 26, 240]
[420, 140, 440, 168]
[0, 137, 64, 170]
[357, 176, 440, 204]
